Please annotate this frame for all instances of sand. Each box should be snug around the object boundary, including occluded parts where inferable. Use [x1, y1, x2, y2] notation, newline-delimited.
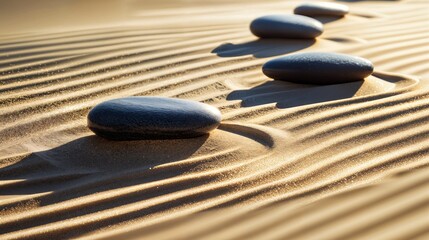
[0, 0, 428, 239]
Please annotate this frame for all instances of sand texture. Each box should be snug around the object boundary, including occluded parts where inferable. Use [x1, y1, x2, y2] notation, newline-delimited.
[0, 0, 428, 239]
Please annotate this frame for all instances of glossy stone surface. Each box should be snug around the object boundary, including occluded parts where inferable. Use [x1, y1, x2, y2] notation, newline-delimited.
[294, 2, 349, 17]
[88, 97, 222, 140]
[250, 14, 323, 39]
[262, 52, 374, 84]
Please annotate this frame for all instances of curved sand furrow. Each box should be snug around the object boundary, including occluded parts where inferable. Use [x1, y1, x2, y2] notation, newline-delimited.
[93, 166, 429, 240]
[0, 30, 246, 86]
[2, 30, 243, 83]
[0, 25, 242, 54]
[2, 120, 429, 238]
[1, 0, 428, 239]
[223, 73, 420, 124]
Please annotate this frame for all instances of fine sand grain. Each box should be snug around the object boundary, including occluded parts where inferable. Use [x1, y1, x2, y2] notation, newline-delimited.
[0, 0, 428, 239]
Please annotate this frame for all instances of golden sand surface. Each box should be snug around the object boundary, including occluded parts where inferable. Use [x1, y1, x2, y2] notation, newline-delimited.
[0, 0, 428, 239]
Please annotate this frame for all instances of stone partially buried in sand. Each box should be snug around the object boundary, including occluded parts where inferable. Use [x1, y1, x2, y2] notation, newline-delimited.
[88, 97, 222, 140]
[294, 2, 349, 17]
[250, 15, 323, 39]
[262, 52, 374, 84]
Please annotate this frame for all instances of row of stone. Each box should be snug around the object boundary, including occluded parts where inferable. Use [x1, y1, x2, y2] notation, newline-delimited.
[88, 2, 373, 140]
[252, 2, 373, 84]
[251, 2, 349, 39]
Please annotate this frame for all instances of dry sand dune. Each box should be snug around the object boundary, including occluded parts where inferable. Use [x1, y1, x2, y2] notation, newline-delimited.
[0, 0, 428, 239]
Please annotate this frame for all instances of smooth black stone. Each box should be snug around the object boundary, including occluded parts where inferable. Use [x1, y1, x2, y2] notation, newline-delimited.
[294, 2, 349, 17]
[262, 52, 374, 84]
[250, 15, 323, 39]
[88, 97, 222, 140]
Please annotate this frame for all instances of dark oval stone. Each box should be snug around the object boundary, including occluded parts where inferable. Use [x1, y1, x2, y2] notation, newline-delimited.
[262, 52, 374, 84]
[294, 2, 349, 17]
[250, 14, 323, 39]
[88, 97, 222, 140]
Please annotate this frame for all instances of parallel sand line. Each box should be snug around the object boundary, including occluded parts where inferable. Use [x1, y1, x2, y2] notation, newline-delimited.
[1, 118, 426, 236]
[253, 79, 425, 129]
[0, 70, 418, 154]
[0, 36, 261, 102]
[0, 31, 249, 88]
[407, 64, 429, 76]
[1, 60, 256, 133]
[0, 24, 244, 53]
[0, 146, 244, 210]
[223, 76, 420, 123]
[0, 29, 243, 80]
[0, 55, 90, 77]
[0, 50, 255, 102]
[3, 96, 428, 237]
[297, 95, 429, 141]
[1, 0, 429, 239]
[125, 164, 429, 240]
[334, 19, 429, 40]
[229, 171, 429, 240]
[3, 150, 428, 240]
[0, 52, 219, 103]
[11, 96, 428, 202]
[0, 112, 422, 214]
[162, 168, 429, 240]
[0, 78, 242, 145]
[0, 30, 244, 78]
[0, 59, 262, 130]
[0, 27, 243, 59]
[3, 25, 424, 85]
[0, 29, 245, 75]
[1, 28, 424, 103]
[346, 31, 429, 56]
[0, 38, 181, 75]
[17, 91, 428, 234]
[331, 20, 429, 42]
[5, 11, 426, 84]
[77, 156, 429, 240]
[370, 45, 429, 66]
[355, 35, 429, 60]
[325, 18, 428, 39]
[326, 10, 429, 34]
[0, 148, 246, 219]
[289, 187, 429, 240]
[379, 54, 429, 73]
[390, 54, 429, 70]
[0, 36, 182, 63]
[347, 207, 429, 240]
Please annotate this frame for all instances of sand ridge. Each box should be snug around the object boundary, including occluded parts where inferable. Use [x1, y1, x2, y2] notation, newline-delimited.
[0, 0, 428, 239]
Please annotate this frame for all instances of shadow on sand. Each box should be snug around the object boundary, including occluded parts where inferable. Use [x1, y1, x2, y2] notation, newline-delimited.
[336, 0, 399, 2]
[212, 39, 315, 58]
[227, 80, 365, 108]
[0, 134, 213, 235]
[0, 135, 209, 195]
[312, 16, 345, 24]
[211, 16, 343, 59]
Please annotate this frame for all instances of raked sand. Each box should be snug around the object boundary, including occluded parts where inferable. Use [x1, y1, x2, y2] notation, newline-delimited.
[0, 0, 428, 239]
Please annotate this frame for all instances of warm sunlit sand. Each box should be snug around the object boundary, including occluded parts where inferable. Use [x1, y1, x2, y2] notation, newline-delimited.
[0, 0, 428, 239]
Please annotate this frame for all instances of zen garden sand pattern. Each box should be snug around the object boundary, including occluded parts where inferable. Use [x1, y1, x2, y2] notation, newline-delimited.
[0, 0, 428, 239]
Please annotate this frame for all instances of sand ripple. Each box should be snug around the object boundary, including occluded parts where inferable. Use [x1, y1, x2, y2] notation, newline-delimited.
[0, 0, 428, 239]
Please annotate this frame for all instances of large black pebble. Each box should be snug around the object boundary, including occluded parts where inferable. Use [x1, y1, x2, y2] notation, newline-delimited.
[250, 14, 324, 39]
[262, 52, 374, 84]
[294, 2, 349, 17]
[88, 97, 222, 140]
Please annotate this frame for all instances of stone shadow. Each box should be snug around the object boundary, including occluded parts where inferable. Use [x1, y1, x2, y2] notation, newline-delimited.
[227, 80, 365, 108]
[212, 39, 315, 58]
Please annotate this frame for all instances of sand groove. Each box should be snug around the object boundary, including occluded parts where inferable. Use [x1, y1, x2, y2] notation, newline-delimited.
[1, 0, 428, 239]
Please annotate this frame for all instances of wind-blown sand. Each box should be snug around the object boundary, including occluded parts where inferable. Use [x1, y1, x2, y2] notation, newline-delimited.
[0, 0, 428, 239]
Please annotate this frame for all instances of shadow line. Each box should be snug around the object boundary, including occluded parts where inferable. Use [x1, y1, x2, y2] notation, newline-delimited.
[212, 39, 315, 58]
[228, 80, 365, 109]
